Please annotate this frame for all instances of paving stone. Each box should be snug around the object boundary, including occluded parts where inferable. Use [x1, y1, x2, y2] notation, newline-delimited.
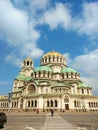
[43, 113, 78, 130]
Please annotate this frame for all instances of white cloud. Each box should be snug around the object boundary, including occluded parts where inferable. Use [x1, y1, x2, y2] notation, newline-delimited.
[29, 0, 49, 10]
[12, 0, 50, 18]
[41, 3, 72, 30]
[40, 1, 98, 39]
[0, 0, 44, 66]
[67, 49, 98, 96]
[73, 1, 98, 39]
[5, 54, 22, 67]
[12, 0, 49, 10]
[0, 0, 29, 45]
[72, 49, 98, 76]
[63, 53, 71, 65]
[1, 0, 98, 71]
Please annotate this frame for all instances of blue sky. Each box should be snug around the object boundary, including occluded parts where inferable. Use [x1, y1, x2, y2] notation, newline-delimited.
[0, 0, 98, 96]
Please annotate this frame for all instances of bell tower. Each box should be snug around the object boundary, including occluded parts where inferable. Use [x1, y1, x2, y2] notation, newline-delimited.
[23, 58, 33, 68]
[21, 58, 34, 77]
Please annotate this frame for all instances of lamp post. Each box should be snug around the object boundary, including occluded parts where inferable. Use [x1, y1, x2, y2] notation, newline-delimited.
[8, 93, 12, 111]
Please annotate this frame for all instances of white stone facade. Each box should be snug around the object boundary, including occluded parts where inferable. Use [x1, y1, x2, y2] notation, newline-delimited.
[0, 51, 98, 112]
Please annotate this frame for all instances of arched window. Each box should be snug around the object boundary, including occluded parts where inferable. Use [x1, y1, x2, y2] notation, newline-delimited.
[91, 102, 93, 107]
[94, 102, 96, 107]
[51, 100, 53, 107]
[14, 102, 16, 107]
[30, 61, 32, 66]
[35, 100, 37, 107]
[74, 100, 77, 107]
[47, 101, 49, 107]
[6, 102, 8, 107]
[39, 71, 41, 77]
[82, 88, 84, 94]
[49, 57, 50, 62]
[54, 100, 58, 107]
[87, 88, 89, 94]
[53, 56, 55, 61]
[45, 58, 47, 62]
[28, 84, 36, 94]
[62, 74, 64, 79]
[31, 100, 34, 107]
[66, 73, 68, 78]
[12, 102, 14, 108]
[28, 101, 30, 107]
[27, 61, 29, 66]
[57, 57, 59, 62]
[34, 72, 36, 78]
[89, 102, 91, 107]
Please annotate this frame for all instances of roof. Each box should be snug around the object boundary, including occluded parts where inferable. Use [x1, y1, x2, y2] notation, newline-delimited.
[25, 76, 32, 81]
[50, 81, 71, 88]
[78, 82, 89, 88]
[61, 67, 78, 73]
[35, 66, 52, 72]
[16, 74, 26, 80]
[43, 51, 63, 57]
[0, 96, 5, 99]
[24, 58, 33, 62]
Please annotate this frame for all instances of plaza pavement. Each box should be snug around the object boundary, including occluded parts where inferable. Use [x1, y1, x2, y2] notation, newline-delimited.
[6, 111, 98, 130]
[42, 113, 77, 130]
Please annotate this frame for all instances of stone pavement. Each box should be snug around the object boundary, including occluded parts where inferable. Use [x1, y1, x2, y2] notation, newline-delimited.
[42, 113, 78, 130]
[6, 112, 89, 130]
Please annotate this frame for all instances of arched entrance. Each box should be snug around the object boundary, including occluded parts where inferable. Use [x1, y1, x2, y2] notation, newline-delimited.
[27, 84, 36, 94]
[65, 104, 69, 110]
[64, 96, 69, 110]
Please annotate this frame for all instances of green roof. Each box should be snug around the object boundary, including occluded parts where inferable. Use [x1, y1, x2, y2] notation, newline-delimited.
[25, 76, 32, 81]
[50, 81, 71, 88]
[16, 74, 26, 80]
[61, 67, 78, 73]
[35, 66, 52, 72]
[78, 82, 89, 88]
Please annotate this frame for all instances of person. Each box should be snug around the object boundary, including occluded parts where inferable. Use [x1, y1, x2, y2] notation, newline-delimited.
[50, 109, 54, 116]
[0, 112, 7, 129]
[36, 108, 39, 114]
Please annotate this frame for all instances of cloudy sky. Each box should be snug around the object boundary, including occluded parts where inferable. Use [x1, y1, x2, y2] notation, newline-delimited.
[0, 0, 98, 96]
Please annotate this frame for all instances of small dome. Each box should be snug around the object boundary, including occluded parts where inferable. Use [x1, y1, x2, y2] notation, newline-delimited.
[23, 58, 33, 67]
[43, 51, 63, 57]
[35, 66, 52, 72]
[61, 67, 78, 73]
[24, 58, 33, 62]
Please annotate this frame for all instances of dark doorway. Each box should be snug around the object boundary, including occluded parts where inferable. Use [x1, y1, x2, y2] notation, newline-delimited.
[65, 104, 69, 110]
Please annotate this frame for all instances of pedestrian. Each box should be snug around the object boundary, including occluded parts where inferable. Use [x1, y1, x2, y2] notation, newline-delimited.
[50, 109, 54, 116]
[0, 112, 7, 129]
[36, 108, 39, 114]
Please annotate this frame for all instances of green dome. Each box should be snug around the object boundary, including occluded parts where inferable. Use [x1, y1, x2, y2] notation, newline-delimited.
[35, 66, 52, 72]
[61, 67, 78, 73]
[16, 74, 26, 80]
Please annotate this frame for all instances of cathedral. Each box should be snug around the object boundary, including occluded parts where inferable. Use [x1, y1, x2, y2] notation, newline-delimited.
[0, 51, 98, 112]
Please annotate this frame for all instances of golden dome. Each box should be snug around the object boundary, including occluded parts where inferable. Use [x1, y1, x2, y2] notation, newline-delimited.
[43, 51, 63, 57]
